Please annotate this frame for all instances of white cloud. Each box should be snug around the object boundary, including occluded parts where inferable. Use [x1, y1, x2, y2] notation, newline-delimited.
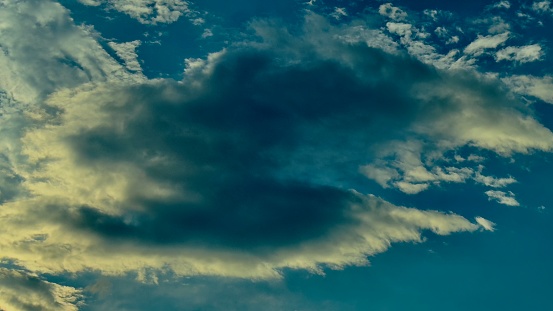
[531, 0, 552, 13]
[201, 28, 213, 38]
[379, 3, 408, 21]
[331, 7, 347, 20]
[394, 181, 430, 194]
[474, 166, 517, 188]
[386, 22, 412, 37]
[492, 1, 511, 9]
[447, 36, 460, 45]
[0, 11, 501, 281]
[467, 154, 485, 162]
[464, 32, 510, 56]
[360, 164, 399, 188]
[496, 44, 543, 63]
[3, 7, 550, 307]
[503, 75, 553, 104]
[0, 268, 83, 311]
[108, 40, 143, 72]
[475, 217, 496, 231]
[487, 17, 511, 34]
[0, 177, 482, 279]
[424, 9, 438, 21]
[0, 0, 134, 105]
[485, 190, 520, 206]
[362, 151, 520, 195]
[80, 0, 195, 24]
[77, 0, 101, 5]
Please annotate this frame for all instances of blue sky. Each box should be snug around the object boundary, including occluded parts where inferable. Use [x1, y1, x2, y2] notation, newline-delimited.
[0, 0, 552, 310]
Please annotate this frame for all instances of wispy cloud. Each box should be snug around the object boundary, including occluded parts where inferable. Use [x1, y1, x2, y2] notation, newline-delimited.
[496, 44, 543, 63]
[464, 32, 510, 56]
[485, 190, 520, 206]
[78, 0, 197, 24]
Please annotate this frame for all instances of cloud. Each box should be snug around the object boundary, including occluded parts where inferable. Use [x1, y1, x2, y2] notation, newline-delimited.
[379, 3, 408, 21]
[531, 0, 552, 13]
[79, 0, 196, 24]
[491, 1, 511, 9]
[464, 32, 510, 56]
[2, 6, 552, 308]
[0, 0, 133, 105]
[475, 217, 496, 231]
[503, 75, 553, 104]
[362, 153, 519, 194]
[330, 7, 347, 20]
[495, 44, 543, 63]
[0, 14, 501, 281]
[108, 40, 143, 73]
[0, 268, 82, 311]
[474, 166, 517, 188]
[83, 275, 344, 311]
[485, 190, 520, 206]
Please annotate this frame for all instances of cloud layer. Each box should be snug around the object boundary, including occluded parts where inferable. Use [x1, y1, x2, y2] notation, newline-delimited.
[2, 1, 552, 309]
[0, 12, 501, 283]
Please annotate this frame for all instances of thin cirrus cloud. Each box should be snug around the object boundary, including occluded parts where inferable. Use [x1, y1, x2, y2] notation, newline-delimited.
[0, 0, 551, 309]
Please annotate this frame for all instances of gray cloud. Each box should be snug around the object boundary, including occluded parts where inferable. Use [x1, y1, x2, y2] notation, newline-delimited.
[0, 268, 82, 311]
[0, 15, 497, 282]
[1, 5, 541, 308]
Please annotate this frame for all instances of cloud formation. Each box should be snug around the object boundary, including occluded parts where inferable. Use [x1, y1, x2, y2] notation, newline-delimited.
[495, 44, 543, 63]
[504, 75, 553, 104]
[485, 190, 520, 206]
[0, 268, 82, 311]
[0, 14, 500, 284]
[2, 2, 551, 308]
[77, 0, 195, 24]
[464, 32, 510, 56]
[108, 40, 143, 73]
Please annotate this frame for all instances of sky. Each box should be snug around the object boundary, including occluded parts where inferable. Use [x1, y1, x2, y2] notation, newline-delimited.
[0, 0, 552, 310]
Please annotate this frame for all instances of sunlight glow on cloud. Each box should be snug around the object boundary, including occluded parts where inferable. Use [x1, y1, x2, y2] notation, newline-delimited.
[0, 268, 83, 311]
[1, 0, 552, 309]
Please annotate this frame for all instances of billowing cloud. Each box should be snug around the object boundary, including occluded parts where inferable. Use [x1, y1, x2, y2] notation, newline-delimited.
[0, 268, 82, 311]
[330, 7, 347, 20]
[0, 14, 501, 283]
[3, 3, 552, 308]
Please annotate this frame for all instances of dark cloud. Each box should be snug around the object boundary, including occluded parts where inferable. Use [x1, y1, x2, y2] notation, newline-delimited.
[50, 43, 447, 250]
[34, 20, 530, 254]
[1, 11, 502, 281]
